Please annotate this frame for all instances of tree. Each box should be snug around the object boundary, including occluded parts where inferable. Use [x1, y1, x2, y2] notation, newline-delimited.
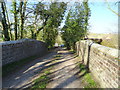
[83, 0, 90, 37]
[25, 2, 50, 40]
[0, 0, 67, 46]
[12, 0, 18, 40]
[0, 1, 10, 41]
[19, 0, 27, 39]
[27, 2, 67, 48]
[62, 1, 90, 50]
[105, 0, 120, 16]
[42, 2, 67, 48]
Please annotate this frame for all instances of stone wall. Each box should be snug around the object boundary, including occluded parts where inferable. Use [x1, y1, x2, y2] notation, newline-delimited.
[76, 40, 119, 88]
[1, 39, 47, 66]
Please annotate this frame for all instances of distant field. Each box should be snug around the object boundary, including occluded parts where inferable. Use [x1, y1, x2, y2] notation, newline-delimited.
[88, 33, 119, 49]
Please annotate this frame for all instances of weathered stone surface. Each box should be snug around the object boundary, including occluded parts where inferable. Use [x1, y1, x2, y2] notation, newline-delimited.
[1, 39, 47, 66]
[76, 40, 119, 88]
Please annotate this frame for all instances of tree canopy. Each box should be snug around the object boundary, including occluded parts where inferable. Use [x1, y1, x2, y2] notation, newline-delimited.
[61, 1, 90, 50]
[0, 0, 90, 49]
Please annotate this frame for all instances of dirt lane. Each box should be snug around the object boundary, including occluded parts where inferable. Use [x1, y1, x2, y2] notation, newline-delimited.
[3, 48, 83, 88]
[46, 49, 83, 88]
[2, 49, 58, 88]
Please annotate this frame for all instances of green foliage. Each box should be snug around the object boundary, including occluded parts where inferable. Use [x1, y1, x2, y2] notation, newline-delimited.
[31, 75, 48, 89]
[55, 34, 64, 45]
[39, 2, 67, 48]
[79, 63, 86, 70]
[1, 1, 10, 41]
[15, 1, 67, 49]
[1, 1, 67, 50]
[1, 1, 90, 51]
[84, 73, 98, 88]
[78, 63, 99, 88]
[37, 30, 44, 41]
[31, 68, 51, 89]
[43, 27, 58, 48]
[62, 1, 90, 50]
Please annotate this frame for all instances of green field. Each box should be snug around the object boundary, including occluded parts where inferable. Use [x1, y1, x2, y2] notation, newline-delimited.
[88, 33, 119, 49]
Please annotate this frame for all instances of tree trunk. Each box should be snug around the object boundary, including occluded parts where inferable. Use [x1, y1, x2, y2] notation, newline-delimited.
[66, 43, 71, 50]
[1, 2, 10, 41]
[20, 1, 27, 39]
[9, 29, 13, 40]
[13, 0, 18, 40]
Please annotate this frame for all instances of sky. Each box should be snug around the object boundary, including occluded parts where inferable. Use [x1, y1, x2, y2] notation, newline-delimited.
[4, 0, 119, 34]
[88, 1, 118, 33]
[60, 0, 119, 33]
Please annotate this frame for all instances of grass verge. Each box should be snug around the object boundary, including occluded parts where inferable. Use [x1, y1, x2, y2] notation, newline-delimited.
[53, 54, 64, 60]
[2, 54, 43, 77]
[69, 49, 76, 54]
[83, 73, 98, 88]
[30, 67, 51, 89]
[79, 64, 99, 88]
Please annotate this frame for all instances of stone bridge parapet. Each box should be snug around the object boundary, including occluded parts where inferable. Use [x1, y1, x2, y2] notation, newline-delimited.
[76, 40, 119, 88]
[1, 39, 47, 66]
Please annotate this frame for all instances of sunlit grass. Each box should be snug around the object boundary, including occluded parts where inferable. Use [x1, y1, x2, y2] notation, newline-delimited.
[84, 73, 98, 88]
[78, 63, 99, 88]
[53, 54, 63, 60]
[31, 67, 51, 89]
[88, 33, 118, 49]
[101, 39, 118, 49]
[31, 75, 49, 89]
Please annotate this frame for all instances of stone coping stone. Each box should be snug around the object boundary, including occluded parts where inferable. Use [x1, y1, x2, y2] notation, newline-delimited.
[80, 40, 119, 59]
[0, 39, 45, 45]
